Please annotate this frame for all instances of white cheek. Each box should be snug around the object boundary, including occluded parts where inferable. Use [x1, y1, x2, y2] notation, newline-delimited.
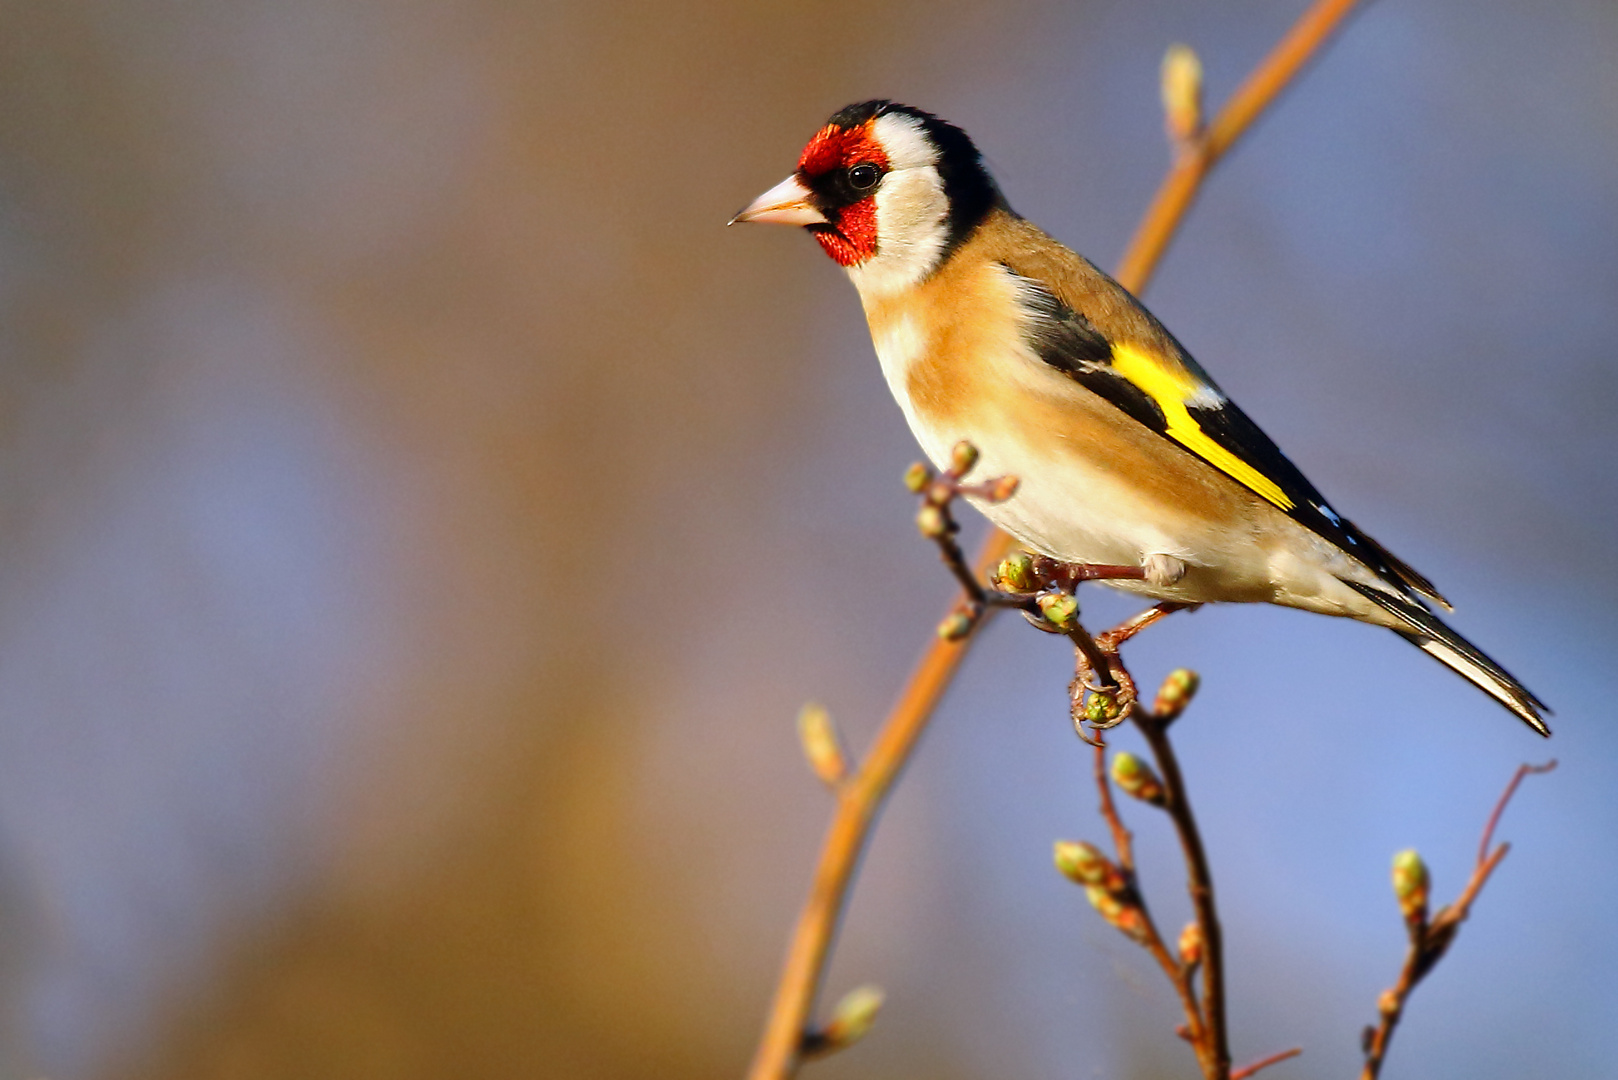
[870, 112, 937, 171]
[845, 169, 949, 299]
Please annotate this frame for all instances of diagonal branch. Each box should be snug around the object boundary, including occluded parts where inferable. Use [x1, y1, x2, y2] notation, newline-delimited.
[1114, 0, 1368, 289]
[1230, 1046, 1303, 1080]
[747, 599, 993, 1079]
[745, 4, 1370, 1076]
[1358, 760, 1556, 1080]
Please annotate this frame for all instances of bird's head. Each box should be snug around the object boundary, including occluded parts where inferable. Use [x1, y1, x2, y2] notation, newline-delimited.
[731, 101, 1002, 296]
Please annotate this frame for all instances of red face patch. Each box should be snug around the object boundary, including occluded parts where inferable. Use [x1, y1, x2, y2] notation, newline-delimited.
[797, 121, 889, 267]
[797, 121, 887, 178]
[809, 200, 874, 266]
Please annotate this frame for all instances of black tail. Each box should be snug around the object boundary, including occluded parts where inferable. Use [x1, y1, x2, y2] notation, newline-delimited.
[1341, 580, 1550, 736]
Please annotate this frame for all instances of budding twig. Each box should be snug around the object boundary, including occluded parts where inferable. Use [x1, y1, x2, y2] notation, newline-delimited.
[1132, 675, 1229, 1079]
[796, 703, 850, 789]
[1086, 730, 1208, 1049]
[1161, 43, 1206, 149]
[1061, 657, 1228, 1078]
[905, 443, 1022, 641]
[1115, 0, 1368, 290]
[745, 5, 1371, 1074]
[1358, 760, 1557, 1080]
[799, 985, 884, 1060]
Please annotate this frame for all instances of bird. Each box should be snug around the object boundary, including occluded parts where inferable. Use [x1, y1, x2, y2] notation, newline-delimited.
[730, 100, 1549, 734]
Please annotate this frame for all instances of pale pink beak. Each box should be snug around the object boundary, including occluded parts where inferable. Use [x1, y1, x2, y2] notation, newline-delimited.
[728, 174, 828, 227]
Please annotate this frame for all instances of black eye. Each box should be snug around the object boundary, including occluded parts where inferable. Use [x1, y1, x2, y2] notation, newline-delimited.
[847, 163, 882, 191]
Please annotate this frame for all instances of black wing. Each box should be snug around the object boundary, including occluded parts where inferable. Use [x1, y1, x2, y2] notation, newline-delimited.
[1012, 269, 1445, 606]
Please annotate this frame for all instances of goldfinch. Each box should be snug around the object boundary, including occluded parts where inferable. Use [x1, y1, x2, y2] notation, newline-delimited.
[732, 100, 1549, 734]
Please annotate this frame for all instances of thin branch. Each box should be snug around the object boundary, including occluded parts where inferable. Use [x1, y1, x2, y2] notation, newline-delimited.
[1478, 760, 1556, 865]
[1114, 0, 1368, 290]
[1359, 761, 1556, 1080]
[1094, 739, 1136, 870]
[1072, 648, 1222, 1076]
[1091, 736, 1206, 1047]
[1230, 1046, 1303, 1080]
[747, 610, 991, 1080]
[910, 451, 1023, 628]
[1135, 705, 1229, 1078]
[746, 3, 1370, 1074]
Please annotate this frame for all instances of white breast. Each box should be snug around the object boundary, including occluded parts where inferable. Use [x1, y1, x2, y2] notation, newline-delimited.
[865, 286, 1177, 570]
[869, 310, 953, 460]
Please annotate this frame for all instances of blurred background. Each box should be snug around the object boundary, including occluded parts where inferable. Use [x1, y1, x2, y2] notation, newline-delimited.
[0, 0, 1614, 1076]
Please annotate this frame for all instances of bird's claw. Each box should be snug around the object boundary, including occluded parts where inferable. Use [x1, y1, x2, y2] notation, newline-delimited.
[1070, 666, 1137, 740]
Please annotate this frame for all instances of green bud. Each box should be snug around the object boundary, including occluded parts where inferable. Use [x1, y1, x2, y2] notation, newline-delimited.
[1085, 884, 1149, 943]
[936, 612, 974, 641]
[1053, 839, 1110, 886]
[1110, 751, 1166, 806]
[1085, 882, 1122, 919]
[1036, 591, 1078, 630]
[1161, 43, 1205, 142]
[902, 462, 932, 493]
[797, 703, 848, 788]
[1084, 690, 1120, 724]
[1178, 921, 1205, 966]
[915, 504, 948, 539]
[1154, 668, 1200, 720]
[1391, 849, 1430, 924]
[949, 440, 980, 475]
[995, 552, 1037, 592]
[822, 985, 884, 1049]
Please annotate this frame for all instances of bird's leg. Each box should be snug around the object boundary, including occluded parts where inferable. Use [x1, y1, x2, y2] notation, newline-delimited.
[1071, 602, 1199, 739]
[1069, 620, 1116, 691]
[1070, 624, 1134, 736]
[1045, 559, 1151, 587]
[993, 555, 1148, 626]
[1096, 601, 1197, 653]
[1064, 612, 1135, 736]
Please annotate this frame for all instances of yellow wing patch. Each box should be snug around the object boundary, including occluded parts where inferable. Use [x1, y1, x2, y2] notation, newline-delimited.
[1110, 343, 1294, 511]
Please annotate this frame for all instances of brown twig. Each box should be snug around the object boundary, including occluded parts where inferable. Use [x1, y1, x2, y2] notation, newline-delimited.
[1230, 1046, 1303, 1080]
[746, 3, 1370, 1075]
[1088, 703, 1210, 1053]
[1358, 760, 1556, 1080]
[1114, 0, 1368, 290]
[908, 449, 1023, 634]
[748, 611, 988, 1078]
[1134, 705, 1229, 1078]
[1093, 739, 1136, 869]
[1073, 650, 1225, 1077]
[1478, 759, 1555, 865]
